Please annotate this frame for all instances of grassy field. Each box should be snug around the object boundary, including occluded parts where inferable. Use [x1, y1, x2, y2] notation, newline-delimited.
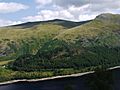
[0, 60, 14, 66]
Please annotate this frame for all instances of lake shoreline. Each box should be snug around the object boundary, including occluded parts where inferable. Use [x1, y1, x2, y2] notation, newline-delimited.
[0, 66, 120, 86]
[0, 71, 94, 86]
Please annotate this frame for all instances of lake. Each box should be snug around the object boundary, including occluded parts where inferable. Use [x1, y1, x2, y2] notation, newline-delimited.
[0, 75, 89, 90]
[0, 68, 120, 90]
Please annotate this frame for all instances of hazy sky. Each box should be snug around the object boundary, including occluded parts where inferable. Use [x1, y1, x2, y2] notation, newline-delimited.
[0, 0, 120, 26]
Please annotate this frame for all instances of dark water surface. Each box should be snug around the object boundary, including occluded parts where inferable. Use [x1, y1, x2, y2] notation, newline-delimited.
[0, 75, 89, 90]
[0, 68, 120, 90]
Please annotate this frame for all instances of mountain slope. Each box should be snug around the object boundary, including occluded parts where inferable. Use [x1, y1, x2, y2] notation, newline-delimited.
[11, 13, 120, 71]
[0, 19, 89, 60]
[55, 13, 120, 43]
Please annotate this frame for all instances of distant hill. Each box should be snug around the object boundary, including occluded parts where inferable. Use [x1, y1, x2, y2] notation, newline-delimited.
[95, 13, 120, 23]
[9, 19, 90, 29]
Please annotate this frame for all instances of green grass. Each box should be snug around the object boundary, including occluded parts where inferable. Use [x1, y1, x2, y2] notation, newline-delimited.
[0, 19, 87, 61]
[55, 19, 120, 42]
[0, 23, 65, 40]
[0, 60, 14, 66]
[0, 23, 66, 60]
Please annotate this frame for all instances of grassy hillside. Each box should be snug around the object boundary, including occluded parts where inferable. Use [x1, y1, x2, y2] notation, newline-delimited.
[56, 13, 120, 43]
[10, 13, 120, 71]
[0, 24, 64, 61]
[0, 19, 88, 61]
